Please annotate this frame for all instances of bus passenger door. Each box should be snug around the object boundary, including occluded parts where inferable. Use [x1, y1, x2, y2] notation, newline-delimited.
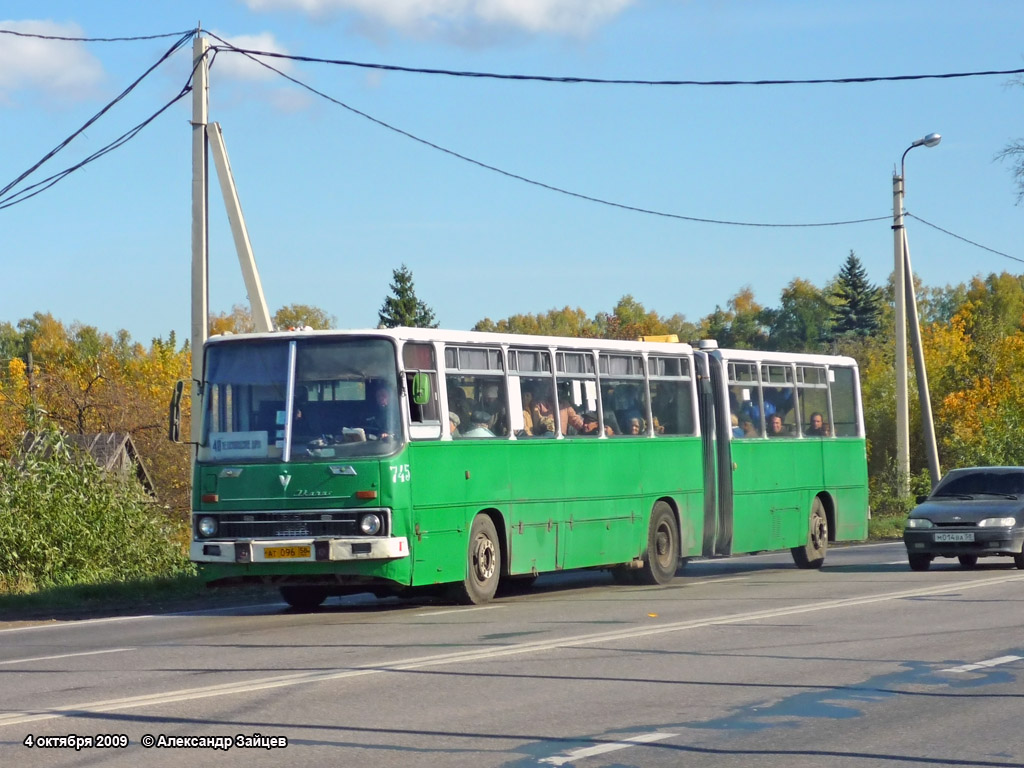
[696, 351, 733, 557]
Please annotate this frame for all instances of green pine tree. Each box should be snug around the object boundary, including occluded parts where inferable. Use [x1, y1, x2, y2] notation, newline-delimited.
[832, 251, 882, 339]
[378, 264, 438, 328]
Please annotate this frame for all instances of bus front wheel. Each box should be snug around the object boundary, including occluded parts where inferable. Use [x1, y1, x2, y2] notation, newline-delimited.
[450, 514, 501, 605]
[791, 498, 828, 569]
[637, 502, 679, 585]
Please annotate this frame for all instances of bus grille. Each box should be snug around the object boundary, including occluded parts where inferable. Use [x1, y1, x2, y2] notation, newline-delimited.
[210, 510, 388, 539]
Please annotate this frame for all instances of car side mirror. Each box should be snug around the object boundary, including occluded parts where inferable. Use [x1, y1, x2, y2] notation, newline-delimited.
[915, 494, 928, 504]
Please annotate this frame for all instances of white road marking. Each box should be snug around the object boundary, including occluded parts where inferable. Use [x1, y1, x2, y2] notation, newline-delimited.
[941, 655, 1023, 673]
[685, 576, 750, 586]
[2, 573, 1023, 729]
[540, 731, 678, 766]
[0, 648, 133, 666]
[415, 605, 505, 617]
[884, 560, 908, 565]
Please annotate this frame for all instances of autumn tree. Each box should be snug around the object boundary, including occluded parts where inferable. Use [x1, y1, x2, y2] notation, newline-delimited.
[698, 287, 770, 349]
[474, 306, 596, 337]
[274, 303, 336, 330]
[767, 278, 835, 352]
[378, 264, 437, 328]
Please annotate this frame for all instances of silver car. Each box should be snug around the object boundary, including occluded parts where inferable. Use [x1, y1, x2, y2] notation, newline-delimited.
[903, 466, 1024, 571]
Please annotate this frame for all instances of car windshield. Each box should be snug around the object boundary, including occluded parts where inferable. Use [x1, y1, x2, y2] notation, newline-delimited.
[932, 470, 1024, 498]
[198, 337, 401, 463]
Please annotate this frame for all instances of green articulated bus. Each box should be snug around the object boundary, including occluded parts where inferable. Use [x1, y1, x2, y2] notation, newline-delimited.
[176, 328, 868, 609]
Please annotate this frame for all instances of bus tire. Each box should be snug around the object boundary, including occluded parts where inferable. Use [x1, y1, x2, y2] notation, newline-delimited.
[791, 498, 828, 569]
[449, 514, 501, 605]
[280, 586, 327, 611]
[637, 502, 679, 585]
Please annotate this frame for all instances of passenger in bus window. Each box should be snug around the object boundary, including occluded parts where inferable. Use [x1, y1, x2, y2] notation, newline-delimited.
[730, 413, 743, 438]
[739, 416, 758, 438]
[531, 396, 556, 436]
[447, 382, 471, 426]
[448, 411, 461, 437]
[479, 383, 508, 436]
[581, 412, 613, 436]
[767, 413, 787, 438]
[519, 388, 536, 436]
[625, 414, 645, 436]
[806, 411, 829, 437]
[462, 411, 496, 438]
[559, 399, 585, 435]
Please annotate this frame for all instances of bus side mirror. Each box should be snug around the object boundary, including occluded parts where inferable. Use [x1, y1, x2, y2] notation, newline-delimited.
[168, 380, 184, 443]
[411, 373, 431, 405]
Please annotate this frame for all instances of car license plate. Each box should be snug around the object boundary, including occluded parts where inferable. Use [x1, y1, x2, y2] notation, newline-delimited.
[263, 545, 311, 559]
[933, 532, 974, 543]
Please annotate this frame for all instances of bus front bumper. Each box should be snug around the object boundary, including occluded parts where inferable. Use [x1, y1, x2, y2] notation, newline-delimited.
[190, 537, 410, 564]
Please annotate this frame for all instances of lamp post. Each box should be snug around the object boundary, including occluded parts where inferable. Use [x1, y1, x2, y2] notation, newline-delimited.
[893, 132, 940, 496]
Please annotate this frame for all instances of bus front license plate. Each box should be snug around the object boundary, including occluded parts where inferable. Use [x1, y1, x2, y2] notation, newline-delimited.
[933, 532, 974, 543]
[263, 545, 312, 559]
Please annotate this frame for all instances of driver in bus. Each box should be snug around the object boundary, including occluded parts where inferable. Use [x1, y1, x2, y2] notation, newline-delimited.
[364, 382, 400, 440]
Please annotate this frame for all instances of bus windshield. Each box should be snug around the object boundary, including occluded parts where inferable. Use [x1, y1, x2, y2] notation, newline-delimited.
[197, 337, 401, 463]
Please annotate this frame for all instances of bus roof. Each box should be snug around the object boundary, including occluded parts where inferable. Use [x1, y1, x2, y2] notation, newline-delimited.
[206, 328, 858, 367]
[205, 327, 697, 356]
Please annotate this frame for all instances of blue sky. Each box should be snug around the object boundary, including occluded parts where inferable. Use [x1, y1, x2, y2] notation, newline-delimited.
[3, 1, 1023, 344]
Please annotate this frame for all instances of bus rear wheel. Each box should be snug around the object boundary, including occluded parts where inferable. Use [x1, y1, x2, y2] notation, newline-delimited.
[637, 502, 679, 585]
[280, 586, 327, 611]
[449, 514, 501, 605]
[791, 498, 828, 569]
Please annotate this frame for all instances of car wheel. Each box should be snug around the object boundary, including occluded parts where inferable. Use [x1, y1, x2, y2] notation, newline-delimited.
[1014, 553, 1024, 570]
[958, 555, 978, 569]
[908, 554, 932, 571]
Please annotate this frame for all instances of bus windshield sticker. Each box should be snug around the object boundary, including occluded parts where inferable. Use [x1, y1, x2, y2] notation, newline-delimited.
[208, 431, 269, 460]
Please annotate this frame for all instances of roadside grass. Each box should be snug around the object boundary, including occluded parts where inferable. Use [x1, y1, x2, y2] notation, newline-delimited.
[868, 513, 907, 541]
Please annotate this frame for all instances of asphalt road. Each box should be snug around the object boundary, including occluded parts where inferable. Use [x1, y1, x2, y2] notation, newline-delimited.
[2, 541, 1023, 768]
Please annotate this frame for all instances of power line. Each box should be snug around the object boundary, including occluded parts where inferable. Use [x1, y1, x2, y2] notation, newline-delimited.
[0, 90, 191, 211]
[906, 213, 1024, 265]
[209, 45, 1024, 87]
[207, 35, 890, 229]
[0, 30, 194, 208]
[0, 28, 196, 43]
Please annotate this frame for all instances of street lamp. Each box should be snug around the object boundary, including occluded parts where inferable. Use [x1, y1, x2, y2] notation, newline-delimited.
[893, 132, 940, 495]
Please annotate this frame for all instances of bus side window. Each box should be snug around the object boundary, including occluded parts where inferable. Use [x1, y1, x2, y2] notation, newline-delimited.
[830, 367, 859, 437]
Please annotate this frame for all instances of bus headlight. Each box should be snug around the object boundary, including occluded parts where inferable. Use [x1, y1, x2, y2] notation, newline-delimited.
[198, 516, 218, 537]
[359, 513, 382, 535]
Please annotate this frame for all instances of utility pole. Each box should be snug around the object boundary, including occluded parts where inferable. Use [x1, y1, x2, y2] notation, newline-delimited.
[190, 31, 209, 449]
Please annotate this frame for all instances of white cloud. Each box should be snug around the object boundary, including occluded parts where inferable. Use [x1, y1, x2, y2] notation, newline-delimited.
[209, 31, 295, 82]
[242, 0, 635, 37]
[0, 20, 104, 105]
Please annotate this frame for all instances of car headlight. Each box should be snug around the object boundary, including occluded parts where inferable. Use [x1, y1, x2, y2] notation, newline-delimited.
[197, 515, 218, 537]
[359, 513, 382, 535]
[978, 517, 1017, 528]
[905, 518, 934, 529]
